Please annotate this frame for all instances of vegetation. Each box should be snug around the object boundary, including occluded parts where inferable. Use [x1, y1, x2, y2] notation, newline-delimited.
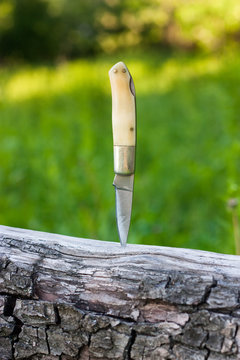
[0, 0, 240, 61]
[1, 49, 240, 253]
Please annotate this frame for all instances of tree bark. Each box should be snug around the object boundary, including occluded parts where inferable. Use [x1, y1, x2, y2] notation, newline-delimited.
[0, 225, 240, 359]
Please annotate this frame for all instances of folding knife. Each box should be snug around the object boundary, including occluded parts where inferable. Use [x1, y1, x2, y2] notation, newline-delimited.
[109, 61, 136, 247]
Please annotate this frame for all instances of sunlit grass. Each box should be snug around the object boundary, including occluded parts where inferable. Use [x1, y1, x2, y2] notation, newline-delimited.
[1, 50, 240, 253]
[1, 52, 223, 102]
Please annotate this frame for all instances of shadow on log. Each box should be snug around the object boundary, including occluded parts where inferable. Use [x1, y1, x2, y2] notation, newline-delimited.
[0, 225, 240, 359]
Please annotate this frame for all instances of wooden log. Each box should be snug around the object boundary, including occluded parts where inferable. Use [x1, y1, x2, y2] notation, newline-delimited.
[0, 225, 240, 359]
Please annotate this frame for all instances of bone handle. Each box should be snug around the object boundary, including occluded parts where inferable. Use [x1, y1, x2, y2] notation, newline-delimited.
[109, 61, 136, 147]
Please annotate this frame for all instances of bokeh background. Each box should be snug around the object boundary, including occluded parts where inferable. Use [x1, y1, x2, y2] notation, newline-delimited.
[1, 0, 240, 253]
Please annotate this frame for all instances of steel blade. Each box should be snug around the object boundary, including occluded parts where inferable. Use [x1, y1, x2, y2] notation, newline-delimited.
[113, 174, 134, 247]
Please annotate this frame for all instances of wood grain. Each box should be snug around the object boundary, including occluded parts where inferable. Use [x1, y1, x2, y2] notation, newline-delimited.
[0, 225, 240, 359]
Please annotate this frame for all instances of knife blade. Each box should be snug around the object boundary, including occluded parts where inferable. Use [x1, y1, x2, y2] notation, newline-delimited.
[109, 61, 136, 247]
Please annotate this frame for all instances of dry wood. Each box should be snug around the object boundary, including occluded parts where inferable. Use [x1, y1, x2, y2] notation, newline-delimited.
[0, 225, 240, 359]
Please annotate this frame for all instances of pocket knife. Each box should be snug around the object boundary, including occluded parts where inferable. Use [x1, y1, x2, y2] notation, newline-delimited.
[109, 61, 136, 247]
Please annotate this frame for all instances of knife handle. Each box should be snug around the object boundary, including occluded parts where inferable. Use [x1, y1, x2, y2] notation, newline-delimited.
[109, 62, 136, 175]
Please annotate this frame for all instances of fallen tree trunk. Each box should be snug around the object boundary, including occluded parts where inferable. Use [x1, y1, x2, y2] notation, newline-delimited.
[0, 225, 240, 359]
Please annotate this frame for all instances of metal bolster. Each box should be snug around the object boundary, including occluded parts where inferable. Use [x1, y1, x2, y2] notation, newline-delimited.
[114, 146, 135, 175]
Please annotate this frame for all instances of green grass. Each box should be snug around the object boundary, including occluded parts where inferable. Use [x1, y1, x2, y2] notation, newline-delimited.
[1, 49, 240, 253]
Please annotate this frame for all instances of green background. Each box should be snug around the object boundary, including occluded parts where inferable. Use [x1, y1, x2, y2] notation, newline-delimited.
[1, 0, 240, 253]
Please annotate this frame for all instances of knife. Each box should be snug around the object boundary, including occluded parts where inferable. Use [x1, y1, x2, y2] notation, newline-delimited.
[109, 61, 136, 247]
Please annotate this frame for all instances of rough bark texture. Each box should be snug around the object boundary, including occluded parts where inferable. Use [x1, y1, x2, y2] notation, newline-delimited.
[0, 225, 240, 360]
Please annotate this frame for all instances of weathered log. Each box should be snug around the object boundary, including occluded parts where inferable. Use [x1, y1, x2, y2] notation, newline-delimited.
[0, 225, 240, 360]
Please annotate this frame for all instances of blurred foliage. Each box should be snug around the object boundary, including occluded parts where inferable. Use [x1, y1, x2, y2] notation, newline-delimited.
[0, 0, 240, 61]
[0, 0, 104, 61]
[1, 49, 240, 253]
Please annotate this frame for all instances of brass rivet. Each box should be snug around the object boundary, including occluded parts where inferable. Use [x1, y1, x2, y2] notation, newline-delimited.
[113, 69, 118, 73]
[122, 68, 126, 73]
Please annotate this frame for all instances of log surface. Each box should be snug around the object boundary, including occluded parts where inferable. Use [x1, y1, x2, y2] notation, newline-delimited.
[0, 225, 240, 359]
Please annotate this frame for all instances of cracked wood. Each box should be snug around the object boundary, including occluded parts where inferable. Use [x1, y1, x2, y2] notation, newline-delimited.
[0, 225, 240, 359]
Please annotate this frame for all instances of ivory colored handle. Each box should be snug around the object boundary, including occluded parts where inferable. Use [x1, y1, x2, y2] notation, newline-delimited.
[109, 62, 136, 146]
